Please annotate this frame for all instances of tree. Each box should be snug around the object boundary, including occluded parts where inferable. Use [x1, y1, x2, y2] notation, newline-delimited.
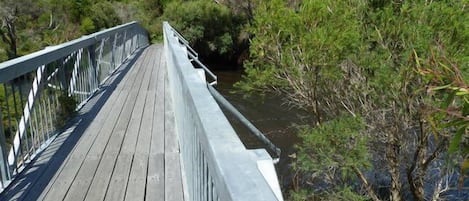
[236, 0, 364, 123]
[238, 0, 468, 200]
[163, 0, 242, 61]
[294, 115, 378, 201]
[0, 0, 23, 59]
[360, 1, 468, 200]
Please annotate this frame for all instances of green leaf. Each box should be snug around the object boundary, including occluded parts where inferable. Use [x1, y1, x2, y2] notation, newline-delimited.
[441, 91, 456, 109]
[456, 89, 469, 96]
[448, 126, 465, 153]
[431, 84, 452, 91]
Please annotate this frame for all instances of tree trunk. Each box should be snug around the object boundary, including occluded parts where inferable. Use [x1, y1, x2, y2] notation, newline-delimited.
[387, 133, 402, 201]
[407, 121, 426, 201]
[353, 166, 381, 201]
[0, 17, 18, 59]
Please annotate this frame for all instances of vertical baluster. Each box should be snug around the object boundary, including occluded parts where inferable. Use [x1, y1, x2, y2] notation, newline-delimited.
[115, 34, 120, 66]
[31, 104, 40, 152]
[197, 141, 202, 201]
[45, 89, 54, 139]
[75, 49, 82, 102]
[68, 51, 76, 99]
[72, 49, 80, 102]
[41, 98, 50, 141]
[96, 40, 104, 87]
[128, 30, 133, 55]
[78, 49, 85, 103]
[51, 63, 61, 129]
[26, 73, 39, 153]
[130, 32, 134, 53]
[92, 44, 98, 90]
[3, 84, 19, 172]
[121, 30, 127, 63]
[84, 48, 90, 99]
[85, 48, 92, 96]
[0, 103, 11, 187]
[208, 167, 212, 201]
[17, 76, 31, 159]
[34, 70, 46, 149]
[38, 97, 45, 144]
[39, 64, 47, 143]
[203, 153, 207, 201]
[213, 181, 218, 201]
[47, 65, 55, 132]
[104, 37, 111, 78]
[191, 127, 196, 199]
[10, 84, 28, 163]
[112, 33, 117, 71]
[196, 136, 200, 201]
[87, 46, 93, 95]
[50, 65, 57, 133]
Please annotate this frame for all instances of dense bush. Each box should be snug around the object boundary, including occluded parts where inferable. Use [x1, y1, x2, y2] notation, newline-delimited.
[163, 0, 243, 61]
[238, 0, 468, 200]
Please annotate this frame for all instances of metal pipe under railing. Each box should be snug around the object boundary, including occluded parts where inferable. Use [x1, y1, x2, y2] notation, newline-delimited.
[190, 55, 217, 86]
[207, 84, 281, 163]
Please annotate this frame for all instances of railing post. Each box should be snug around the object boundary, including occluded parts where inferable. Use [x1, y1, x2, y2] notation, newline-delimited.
[87, 44, 99, 91]
[96, 39, 105, 82]
[0, 107, 11, 188]
[58, 58, 68, 91]
[129, 30, 134, 54]
[121, 31, 127, 63]
[111, 33, 118, 70]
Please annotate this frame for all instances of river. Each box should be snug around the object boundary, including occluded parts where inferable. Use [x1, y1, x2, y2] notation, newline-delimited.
[213, 70, 315, 195]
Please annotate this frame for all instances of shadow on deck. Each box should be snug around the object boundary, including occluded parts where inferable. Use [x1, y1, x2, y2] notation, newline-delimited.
[0, 44, 183, 201]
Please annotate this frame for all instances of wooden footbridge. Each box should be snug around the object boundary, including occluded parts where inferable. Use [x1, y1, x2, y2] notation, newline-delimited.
[0, 22, 283, 201]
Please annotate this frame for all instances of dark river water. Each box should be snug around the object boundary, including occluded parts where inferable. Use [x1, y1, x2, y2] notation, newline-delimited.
[213, 70, 314, 195]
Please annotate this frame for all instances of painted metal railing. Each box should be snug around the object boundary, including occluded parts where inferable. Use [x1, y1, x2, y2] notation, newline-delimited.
[0, 21, 148, 191]
[164, 22, 283, 201]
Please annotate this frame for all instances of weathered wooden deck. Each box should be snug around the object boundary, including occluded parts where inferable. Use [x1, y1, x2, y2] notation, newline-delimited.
[0, 44, 184, 201]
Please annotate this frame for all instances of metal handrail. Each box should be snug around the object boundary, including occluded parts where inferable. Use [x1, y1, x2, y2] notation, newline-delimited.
[167, 24, 280, 161]
[0, 21, 149, 191]
[164, 21, 283, 201]
[168, 26, 217, 85]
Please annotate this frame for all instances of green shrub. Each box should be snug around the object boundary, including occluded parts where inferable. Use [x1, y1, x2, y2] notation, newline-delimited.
[55, 93, 77, 128]
[163, 0, 241, 60]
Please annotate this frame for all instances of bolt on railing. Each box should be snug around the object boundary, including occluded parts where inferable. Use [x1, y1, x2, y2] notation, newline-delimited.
[0, 21, 148, 191]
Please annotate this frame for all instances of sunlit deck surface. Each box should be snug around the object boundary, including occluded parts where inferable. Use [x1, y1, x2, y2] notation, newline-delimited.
[0, 44, 184, 201]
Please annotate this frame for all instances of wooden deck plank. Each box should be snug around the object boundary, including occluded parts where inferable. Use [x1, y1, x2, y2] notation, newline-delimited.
[146, 153, 165, 201]
[17, 51, 143, 201]
[165, 153, 184, 201]
[125, 46, 161, 201]
[0, 44, 185, 201]
[39, 49, 150, 201]
[84, 48, 152, 201]
[146, 44, 167, 201]
[61, 49, 152, 201]
[102, 45, 155, 201]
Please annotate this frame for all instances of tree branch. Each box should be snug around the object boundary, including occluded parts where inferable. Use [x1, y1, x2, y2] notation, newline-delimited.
[352, 166, 381, 201]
